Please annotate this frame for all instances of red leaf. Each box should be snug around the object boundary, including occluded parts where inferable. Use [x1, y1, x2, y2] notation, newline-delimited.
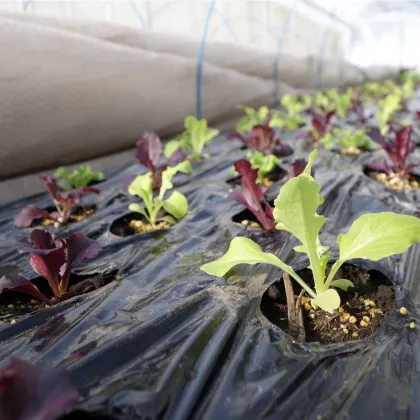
[395, 125, 412, 167]
[0, 357, 79, 420]
[229, 160, 275, 230]
[135, 132, 162, 170]
[14, 205, 57, 228]
[0, 275, 50, 303]
[287, 158, 308, 179]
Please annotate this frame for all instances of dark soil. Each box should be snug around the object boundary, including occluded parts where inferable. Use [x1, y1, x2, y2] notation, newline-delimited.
[364, 168, 420, 190]
[226, 165, 286, 187]
[0, 271, 119, 324]
[261, 263, 395, 343]
[110, 211, 171, 237]
[33, 205, 97, 227]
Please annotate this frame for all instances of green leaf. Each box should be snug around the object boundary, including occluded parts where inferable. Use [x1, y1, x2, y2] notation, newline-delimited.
[189, 117, 219, 157]
[330, 279, 354, 291]
[128, 173, 154, 216]
[128, 203, 148, 219]
[337, 212, 420, 262]
[320, 133, 335, 148]
[160, 161, 192, 197]
[54, 166, 69, 179]
[164, 140, 183, 159]
[58, 179, 74, 191]
[159, 215, 177, 225]
[274, 149, 328, 293]
[161, 191, 188, 219]
[311, 289, 340, 313]
[200, 237, 316, 296]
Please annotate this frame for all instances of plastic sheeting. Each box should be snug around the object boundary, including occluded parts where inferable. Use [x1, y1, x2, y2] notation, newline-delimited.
[0, 97, 420, 418]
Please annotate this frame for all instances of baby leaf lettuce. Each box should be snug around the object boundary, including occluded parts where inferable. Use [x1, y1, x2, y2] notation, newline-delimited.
[235, 105, 285, 133]
[320, 128, 371, 153]
[229, 119, 293, 157]
[54, 165, 104, 191]
[15, 177, 100, 228]
[128, 161, 192, 228]
[365, 125, 417, 178]
[229, 160, 275, 230]
[245, 151, 282, 183]
[0, 229, 102, 302]
[202, 149, 420, 312]
[164, 116, 219, 160]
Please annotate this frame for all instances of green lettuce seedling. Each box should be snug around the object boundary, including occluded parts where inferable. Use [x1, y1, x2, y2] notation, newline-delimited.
[128, 161, 192, 228]
[231, 151, 282, 184]
[164, 116, 219, 160]
[54, 165, 104, 191]
[278, 94, 311, 129]
[326, 88, 352, 120]
[320, 128, 371, 153]
[201, 149, 420, 313]
[234, 105, 284, 134]
[376, 93, 402, 134]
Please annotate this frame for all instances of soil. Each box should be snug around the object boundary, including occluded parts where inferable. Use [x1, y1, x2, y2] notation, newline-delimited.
[226, 165, 286, 187]
[110, 211, 171, 237]
[260, 263, 395, 344]
[365, 169, 420, 190]
[0, 271, 119, 324]
[35, 205, 96, 227]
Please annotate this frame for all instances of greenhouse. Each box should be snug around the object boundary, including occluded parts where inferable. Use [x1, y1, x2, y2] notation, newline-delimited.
[0, 1, 419, 419]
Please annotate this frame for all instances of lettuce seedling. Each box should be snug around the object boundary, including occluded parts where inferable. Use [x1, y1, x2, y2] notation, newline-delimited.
[164, 116, 219, 161]
[246, 151, 282, 183]
[15, 177, 100, 228]
[0, 229, 102, 302]
[229, 117, 293, 157]
[234, 105, 285, 133]
[306, 111, 335, 145]
[0, 357, 79, 420]
[128, 161, 192, 228]
[376, 92, 402, 135]
[278, 94, 311, 129]
[229, 159, 275, 230]
[54, 165, 104, 191]
[326, 88, 352, 119]
[365, 125, 417, 179]
[202, 149, 420, 312]
[320, 128, 371, 154]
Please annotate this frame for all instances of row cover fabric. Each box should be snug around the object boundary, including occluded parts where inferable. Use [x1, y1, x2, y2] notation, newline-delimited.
[0, 11, 399, 182]
[0, 115, 419, 418]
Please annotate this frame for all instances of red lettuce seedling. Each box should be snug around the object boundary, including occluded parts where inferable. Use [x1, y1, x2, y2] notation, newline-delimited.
[229, 160, 275, 230]
[15, 176, 99, 228]
[365, 125, 417, 178]
[229, 117, 293, 157]
[0, 229, 102, 302]
[136, 132, 187, 191]
[0, 356, 79, 420]
[416, 111, 420, 125]
[306, 111, 335, 145]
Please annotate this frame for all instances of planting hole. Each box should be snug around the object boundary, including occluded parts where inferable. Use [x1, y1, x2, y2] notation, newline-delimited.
[364, 168, 420, 190]
[0, 270, 119, 322]
[260, 263, 394, 344]
[31, 205, 96, 228]
[110, 211, 172, 237]
[231, 199, 275, 229]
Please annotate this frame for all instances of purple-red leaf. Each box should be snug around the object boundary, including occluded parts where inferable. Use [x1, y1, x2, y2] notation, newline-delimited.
[16, 229, 102, 298]
[0, 275, 50, 303]
[287, 158, 308, 180]
[229, 159, 275, 230]
[0, 357, 79, 420]
[366, 125, 416, 178]
[228, 118, 293, 157]
[14, 205, 57, 228]
[310, 111, 335, 144]
[136, 132, 162, 170]
[363, 158, 393, 176]
[58, 234, 102, 294]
